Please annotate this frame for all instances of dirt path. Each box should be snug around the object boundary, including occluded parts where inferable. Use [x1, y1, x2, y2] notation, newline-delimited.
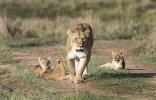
[8, 40, 156, 96]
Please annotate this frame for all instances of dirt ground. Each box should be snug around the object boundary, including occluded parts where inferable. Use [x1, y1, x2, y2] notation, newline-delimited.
[1, 40, 156, 99]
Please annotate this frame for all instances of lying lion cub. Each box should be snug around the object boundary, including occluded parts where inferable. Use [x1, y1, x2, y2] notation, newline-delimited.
[99, 50, 125, 70]
[34, 57, 52, 76]
[42, 57, 69, 80]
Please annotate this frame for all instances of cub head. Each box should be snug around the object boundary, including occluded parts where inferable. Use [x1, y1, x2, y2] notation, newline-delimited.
[112, 50, 124, 63]
[56, 57, 67, 68]
[67, 23, 92, 52]
[38, 57, 51, 69]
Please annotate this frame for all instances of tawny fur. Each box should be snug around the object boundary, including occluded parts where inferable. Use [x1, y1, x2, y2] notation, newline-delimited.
[99, 50, 125, 70]
[42, 58, 69, 80]
[66, 23, 94, 83]
[34, 57, 52, 76]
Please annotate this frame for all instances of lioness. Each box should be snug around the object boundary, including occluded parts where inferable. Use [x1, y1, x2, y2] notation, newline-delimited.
[43, 57, 69, 80]
[66, 23, 94, 83]
[99, 50, 125, 70]
[34, 57, 52, 76]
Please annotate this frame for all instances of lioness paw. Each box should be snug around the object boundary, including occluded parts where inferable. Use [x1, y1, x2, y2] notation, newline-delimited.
[74, 76, 83, 84]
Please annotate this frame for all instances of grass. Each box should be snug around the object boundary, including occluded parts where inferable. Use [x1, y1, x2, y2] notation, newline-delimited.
[88, 57, 156, 97]
[0, 0, 156, 40]
[13, 64, 57, 93]
[0, 62, 126, 100]
[0, 53, 19, 64]
[0, 63, 58, 100]
[135, 54, 156, 68]
[0, 90, 125, 100]
[89, 70, 153, 95]
[0, 34, 64, 52]
[61, 92, 125, 100]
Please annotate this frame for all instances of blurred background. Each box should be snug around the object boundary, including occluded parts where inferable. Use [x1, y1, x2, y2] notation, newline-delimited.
[0, 0, 156, 54]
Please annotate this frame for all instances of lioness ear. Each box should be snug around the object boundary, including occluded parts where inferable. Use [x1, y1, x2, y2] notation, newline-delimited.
[67, 30, 73, 37]
[60, 57, 64, 59]
[85, 29, 91, 37]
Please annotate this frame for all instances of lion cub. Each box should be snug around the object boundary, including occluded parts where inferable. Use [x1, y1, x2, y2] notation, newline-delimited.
[99, 50, 125, 70]
[34, 57, 52, 76]
[43, 57, 69, 80]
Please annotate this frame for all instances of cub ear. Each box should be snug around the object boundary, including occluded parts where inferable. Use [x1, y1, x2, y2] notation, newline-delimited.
[38, 57, 41, 62]
[111, 50, 114, 54]
[120, 50, 124, 56]
[85, 29, 91, 37]
[38, 57, 42, 65]
[48, 57, 51, 60]
[56, 59, 61, 64]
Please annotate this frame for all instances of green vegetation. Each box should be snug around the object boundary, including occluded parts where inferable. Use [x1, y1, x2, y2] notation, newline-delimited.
[0, 0, 156, 40]
[90, 71, 151, 95]
[61, 92, 125, 100]
[88, 57, 156, 96]
[0, 63, 126, 100]
[0, 53, 19, 64]
[136, 54, 156, 68]
[0, 35, 63, 52]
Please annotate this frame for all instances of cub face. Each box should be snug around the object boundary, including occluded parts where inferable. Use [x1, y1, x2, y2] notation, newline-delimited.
[112, 50, 124, 63]
[67, 23, 92, 52]
[38, 57, 51, 70]
[56, 57, 67, 68]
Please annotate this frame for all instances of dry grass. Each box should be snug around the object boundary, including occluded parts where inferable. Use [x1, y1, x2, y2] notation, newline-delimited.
[135, 32, 156, 55]
[0, 16, 10, 37]
[0, 0, 155, 40]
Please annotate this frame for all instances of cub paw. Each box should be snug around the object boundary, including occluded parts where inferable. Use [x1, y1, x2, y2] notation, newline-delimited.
[67, 75, 75, 81]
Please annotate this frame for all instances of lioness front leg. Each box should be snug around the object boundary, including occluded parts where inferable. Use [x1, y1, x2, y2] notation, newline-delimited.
[75, 57, 89, 83]
[67, 58, 75, 80]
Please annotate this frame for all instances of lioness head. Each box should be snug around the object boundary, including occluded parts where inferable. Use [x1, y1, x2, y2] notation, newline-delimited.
[38, 57, 51, 69]
[112, 50, 124, 63]
[67, 23, 92, 52]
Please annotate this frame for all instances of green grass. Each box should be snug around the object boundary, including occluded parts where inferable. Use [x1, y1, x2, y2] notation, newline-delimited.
[0, 90, 125, 100]
[14, 64, 57, 93]
[0, 0, 155, 40]
[0, 53, 19, 64]
[89, 69, 152, 95]
[0, 63, 58, 100]
[135, 54, 156, 68]
[0, 63, 126, 100]
[0, 89, 26, 100]
[61, 92, 125, 100]
[0, 35, 64, 52]
[88, 57, 156, 96]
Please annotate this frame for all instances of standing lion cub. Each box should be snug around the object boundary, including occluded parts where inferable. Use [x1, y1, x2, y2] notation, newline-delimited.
[99, 50, 125, 70]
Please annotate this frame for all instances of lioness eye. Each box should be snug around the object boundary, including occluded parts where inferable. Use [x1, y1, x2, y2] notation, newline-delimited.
[74, 38, 77, 41]
[82, 38, 86, 41]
